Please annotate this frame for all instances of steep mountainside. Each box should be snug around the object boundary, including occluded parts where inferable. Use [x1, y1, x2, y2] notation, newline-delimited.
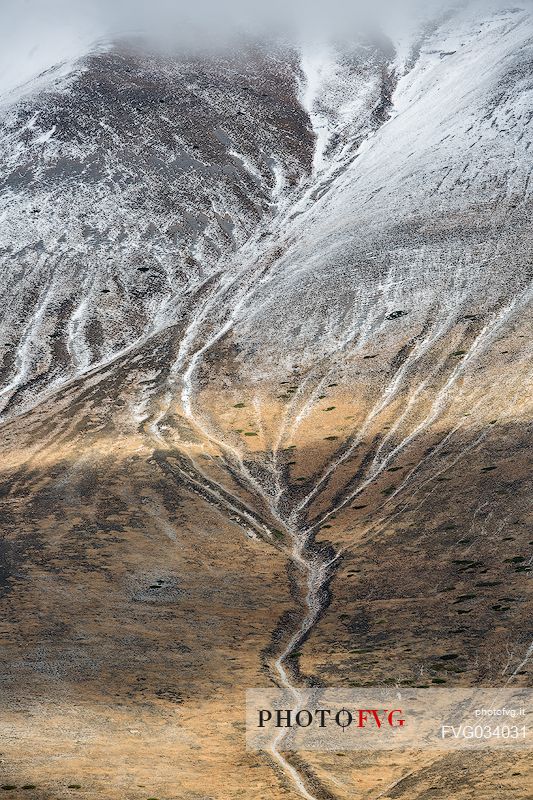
[0, 4, 532, 800]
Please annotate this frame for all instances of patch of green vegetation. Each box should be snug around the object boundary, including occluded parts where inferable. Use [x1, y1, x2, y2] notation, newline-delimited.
[453, 594, 477, 604]
[22, 787, 36, 791]
[321, 524, 332, 529]
[386, 310, 408, 321]
[67, 786, 82, 790]
[272, 530, 284, 541]
[328, 383, 338, 387]
[457, 562, 484, 572]
[1, 787, 17, 792]
[505, 556, 525, 563]
[324, 435, 338, 441]
[352, 505, 367, 510]
[451, 350, 466, 357]
[233, 429, 243, 433]
[432, 678, 447, 684]
[324, 406, 336, 412]
[244, 432, 258, 437]
[381, 486, 396, 496]
[481, 465, 497, 472]
[363, 354, 378, 359]
[387, 466, 402, 472]
[515, 566, 531, 573]
[233, 402, 246, 408]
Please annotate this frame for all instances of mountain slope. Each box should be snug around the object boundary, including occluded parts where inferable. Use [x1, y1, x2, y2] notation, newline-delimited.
[0, 5, 532, 800]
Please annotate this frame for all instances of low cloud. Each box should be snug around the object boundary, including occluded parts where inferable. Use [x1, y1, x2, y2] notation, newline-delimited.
[0, 0, 519, 97]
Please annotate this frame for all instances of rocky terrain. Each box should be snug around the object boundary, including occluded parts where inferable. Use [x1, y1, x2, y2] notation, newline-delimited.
[0, 3, 532, 799]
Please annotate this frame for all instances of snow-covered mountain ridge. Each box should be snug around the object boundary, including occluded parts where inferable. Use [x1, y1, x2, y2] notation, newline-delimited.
[1, 6, 532, 800]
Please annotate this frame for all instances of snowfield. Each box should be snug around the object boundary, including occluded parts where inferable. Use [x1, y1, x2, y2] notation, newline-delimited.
[0, 4, 531, 418]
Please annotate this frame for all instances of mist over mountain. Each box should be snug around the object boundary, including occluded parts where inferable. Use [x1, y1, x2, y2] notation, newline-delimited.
[0, 0, 478, 98]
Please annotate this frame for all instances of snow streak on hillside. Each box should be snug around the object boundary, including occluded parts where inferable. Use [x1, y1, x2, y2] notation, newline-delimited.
[1, 5, 532, 422]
